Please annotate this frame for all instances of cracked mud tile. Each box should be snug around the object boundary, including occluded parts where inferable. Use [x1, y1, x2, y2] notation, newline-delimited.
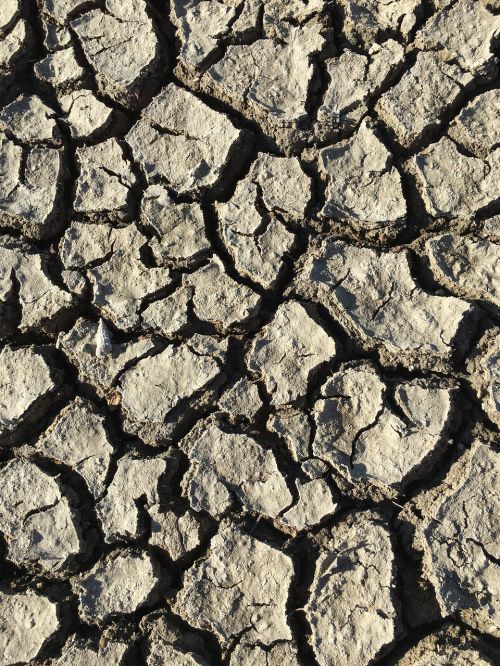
[173, 520, 294, 649]
[141, 184, 211, 268]
[148, 507, 204, 561]
[197, 2, 329, 151]
[407, 115, 500, 219]
[316, 40, 403, 142]
[34, 46, 86, 92]
[425, 233, 500, 307]
[74, 140, 136, 220]
[51, 633, 129, 665]
[248, 300, 337, 405]
[413, 442, 500, 637]
[338, 0, 422, 48]
[0, 235, 75, 339]
[0, 345, 62, 444]
[0, 131, 64, 240]
[71, 0, 162, 108]
[318, 119, 406, 235]
[0, 590, 60, 665]
[414, 0, 500, 79]
[217, 153, 311, 289]
[73, 550, 161, 624]
[448, 90, 500, 159]
[96, 450, 178, 543]
[307, 511, 402, 666]
[312, 361, 456, 494]
[268, 408, 311, 462]
[57, 317, 155, 398]
[118, 335, 227, 446]
[279, 478, 338, 531]
[126, 83, 247, 195]
[0, 3, 30, 91]
[395, 626, 496, 666]
[468, 329, 500, 427]
[218, 377, 263, 422]
[36, 397, 114, 499]
[0, 457, 84, 574]
[293, 238, 473, 371]
[182, 256, 261, 331]
[140, 612, 211, 665]
[0, 94, 61, 145]
[375, 51, 473, 149]
[180, 417, 292, 519]
[141, 288, 192, 338]
[59, 90, 114, 140]
[60, 221, 172, 330]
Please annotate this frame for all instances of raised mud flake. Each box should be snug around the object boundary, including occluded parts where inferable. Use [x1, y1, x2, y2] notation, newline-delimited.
[34, 46, 85, 92]
[126, 83, 245, 196]
[306, 512, 402, 666]
[318, 119, 406, 232]
[59, 90, 114, 140]
[218, 377, 263, 421]
[408, 137, 500, 219]
[313, 362, 455, 492]
[279, 478, 338, 531]
[36, 397, 114, 499]
[419, 442, 500, 636]
[448, 90, 500, 159]
[375, 51, 473, 149]
[0, 590, 60, 665]
[0, 235, 74, 338]
[52, 634, 129, 666]
[230, 641, 300, 665]
[174, 521, 293, 647]
[141, 288, 191, 337]
[96, 451, 177, 543]
[141, 184, 210, 268]
[148, 507, 203, 560]
[180, 418, 292, 519]
[74, 139, 136, 219]
[338, 0, 421, 48]
[118, 337, 226, 446]
[0, 132, 63, 240]
[317, 41, 403, 140]
[183, 257, 261, 330]
[74, 550, 161, 623]
[395, 627, 495, 666]
[293, 239, 473, 371]
[57, 317, 155, 397]
[71, 0, 161, 108]
[268, 408, 311, 461]
[248, 300, 337, 405]
[0, 94, 60, 144]
[141, 613, 211, 665]
[0, 457, 83, 573]
[426, 233, 500, 306]
[414, 0, 500, 78]
[203, 21, 325, 151]
[171, 0, 239, 73]
[468, 330, 500, 427]
[38, 0, 92, 52]
[0, 14, 29, 89]
[217, 153, 311, 289]
[0, 345, 61, 443]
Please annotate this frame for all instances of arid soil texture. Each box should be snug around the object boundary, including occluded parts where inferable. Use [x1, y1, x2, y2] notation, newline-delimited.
[0, 0, 499, 664]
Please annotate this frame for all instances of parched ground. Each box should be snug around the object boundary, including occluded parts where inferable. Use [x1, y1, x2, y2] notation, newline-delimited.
[0, 0, 499, 664]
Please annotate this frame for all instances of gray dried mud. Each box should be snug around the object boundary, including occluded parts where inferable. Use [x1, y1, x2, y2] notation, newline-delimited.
[0, 1, 499, 665]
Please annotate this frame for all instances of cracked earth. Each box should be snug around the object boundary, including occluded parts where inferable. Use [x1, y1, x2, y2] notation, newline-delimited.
[0, 0, 499, 664]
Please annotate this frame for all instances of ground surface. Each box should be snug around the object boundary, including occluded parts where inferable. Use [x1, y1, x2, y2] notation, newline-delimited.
[0, 0, 499, 664]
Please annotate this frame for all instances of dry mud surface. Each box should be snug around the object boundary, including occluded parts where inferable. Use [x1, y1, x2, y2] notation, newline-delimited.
[0, 1, 499, 664]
